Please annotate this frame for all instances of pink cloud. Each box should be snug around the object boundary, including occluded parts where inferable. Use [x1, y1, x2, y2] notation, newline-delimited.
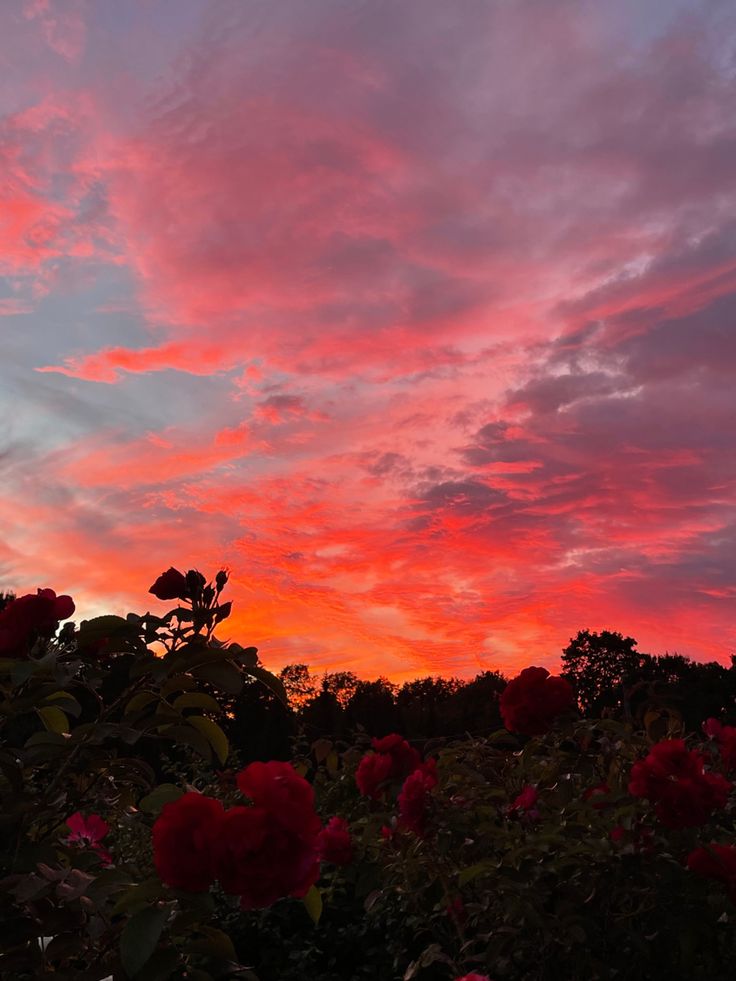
[37, 340, 237, 382]
[23, 0, 88, 62]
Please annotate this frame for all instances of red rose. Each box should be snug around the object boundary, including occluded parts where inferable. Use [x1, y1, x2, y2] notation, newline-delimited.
[583, 783, 611, 810]
[0, 588, 75, 656]
[628, 739, 731, 829]
[356, 734, 421, 799]
[508, 784, 540, 819]
[356, 750, 394, 799]
[215, 804, 320, 909]
[215, 759, 322, 909]
[609, 822, 654, 853]
[149, 567, 189, 601]
[236, 761, 317, 834]
[38, 588, 75, 623]
[703, 718, 723, 739]
[455, 975, 493, 981]
[718, 729, 736, 772]
[703, 719, 736, 772]
[398, 759, 438, 837]
[380, 823, 398, 845]
[687, 843, 736, 902]
[500, 666, 574, 736]
[447, 895, 467, 925]
[152, 792, 224, 892]
[371, 733, 421, 776]
[317, 816, 353, 866]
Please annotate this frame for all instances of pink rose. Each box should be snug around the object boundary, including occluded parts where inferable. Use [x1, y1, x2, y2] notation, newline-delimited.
[508, 784, 540, 819]
[65, 812, 111, 865]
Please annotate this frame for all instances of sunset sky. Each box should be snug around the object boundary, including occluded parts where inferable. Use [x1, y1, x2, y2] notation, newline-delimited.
[2, 0, 735, 680]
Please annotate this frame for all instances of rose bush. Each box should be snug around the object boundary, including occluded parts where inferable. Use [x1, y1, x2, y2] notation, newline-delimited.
[3, 572, 736, 980]
[0, 567, 288, 978]
[628, 738, 731, 828]
[355, 732, 421, 799]
[150, 761, 323, 909]
[687, 844, 736, 902]
[703, 717, 736, 772]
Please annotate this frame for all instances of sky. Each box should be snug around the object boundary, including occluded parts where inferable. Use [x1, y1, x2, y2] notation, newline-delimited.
[1, 0, 735, 681]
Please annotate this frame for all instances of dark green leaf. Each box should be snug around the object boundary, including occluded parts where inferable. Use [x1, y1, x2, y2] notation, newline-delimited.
[37, 705, 69, 734]
[186, 926, 238, 961]
[10, 661, 35, 686]
[187, 717, 229, 765]
[160, 724, 212, 761]
[246, 665, 287, 703]
[227, 644, 259, 667]
[77, 615, 139, 649]
[120, 905, 168, 978]
[172, 692, 222, 714]
[43, 691, 82, 718]
[135, 947, 180, 981]
[113, 878, 166, 915]
[139, 784, 184, 814]
[302, 885, 323, 925]
[191, 660, 243, 695]
[125, 692, 160, 715]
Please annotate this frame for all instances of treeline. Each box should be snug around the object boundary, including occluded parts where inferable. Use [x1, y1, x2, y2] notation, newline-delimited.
[214, 629, 736, 763]
[280, 665, 507, 740]
[6, 577, 734, 759]
[559, 629, 736, 730]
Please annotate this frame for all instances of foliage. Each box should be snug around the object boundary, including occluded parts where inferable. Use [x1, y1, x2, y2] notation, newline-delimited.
[0, 568, 281, 978]
[561, 629, 644, 715]
[2, 577, 736, 980]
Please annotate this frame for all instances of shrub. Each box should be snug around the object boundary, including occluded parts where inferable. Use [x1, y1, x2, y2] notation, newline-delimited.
[2, 578, 736, 980]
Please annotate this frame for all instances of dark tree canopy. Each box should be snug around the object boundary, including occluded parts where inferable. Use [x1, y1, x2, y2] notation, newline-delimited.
[279, 663, 318, 708]
[561, 629, 646, 715]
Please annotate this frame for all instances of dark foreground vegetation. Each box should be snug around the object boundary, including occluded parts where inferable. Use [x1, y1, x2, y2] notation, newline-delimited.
[1, 569, 735, 981]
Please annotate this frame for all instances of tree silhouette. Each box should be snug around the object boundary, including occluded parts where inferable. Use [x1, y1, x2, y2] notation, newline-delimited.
[345, 677, 399, 735]
[561, 629, 646, 716]
[279, 663, 318, 709]
[397, 676, 460, 738]
[0, 591, 16, 614]
[321, 670, 359, 707]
